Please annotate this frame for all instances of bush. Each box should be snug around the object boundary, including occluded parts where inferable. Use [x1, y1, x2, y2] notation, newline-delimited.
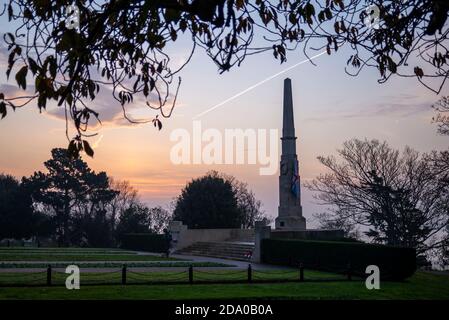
[120, 233, 168, 253]
[262, 239, 416, 280]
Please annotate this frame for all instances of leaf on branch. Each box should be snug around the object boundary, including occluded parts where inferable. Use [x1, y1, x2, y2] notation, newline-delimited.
[0, 101, 6, 119]
[414, 67, 424, 79]
[152, 116, 162, 130]
[67, 140, 80, 159]
[28, 57, 39, 75]
[236, 0, 245, 11]
[83, 140, 94, 157]
[5, 33, 14, 44]
[15, 66, 28, 90]
[7, 4, 13, 21]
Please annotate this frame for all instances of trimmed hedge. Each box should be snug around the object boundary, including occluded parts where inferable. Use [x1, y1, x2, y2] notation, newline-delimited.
[262, 239, 416, 280]
[120, 233, 168, 253]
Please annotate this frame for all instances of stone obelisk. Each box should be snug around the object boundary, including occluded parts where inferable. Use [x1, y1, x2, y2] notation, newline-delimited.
[275, 78, 306, 230]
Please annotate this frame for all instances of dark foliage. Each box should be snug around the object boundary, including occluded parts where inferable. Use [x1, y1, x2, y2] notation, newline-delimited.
[173, 171, 241, 228]
[1, 1, 448, 156]
[262, 238, 416, 280]
[115, 204, 152, 241]
[433, 96, 449, 136]
[22, 148, 118, 246]
[307, 139, 449, 255]
[120, 233, 169, 253]
[0, 149, 172, 247]
[0, 174, 34, 239]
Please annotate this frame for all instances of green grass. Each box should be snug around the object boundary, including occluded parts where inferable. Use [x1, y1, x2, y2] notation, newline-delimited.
[0, 247, 179, 262]
[0, 253, 179, 262]
[0, 261, 231, 269]
[0, 247, 131, 252]
[0, 247, 233, 268]
[0, 269, 350, 287]
[0, 271, 447, 300]
[0, 249, 136, 255]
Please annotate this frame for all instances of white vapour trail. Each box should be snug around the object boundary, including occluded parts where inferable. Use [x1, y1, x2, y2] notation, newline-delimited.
[192, 50, 328, 120]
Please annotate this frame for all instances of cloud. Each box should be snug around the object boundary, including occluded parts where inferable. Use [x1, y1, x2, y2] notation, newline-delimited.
[0, 34, 181, 129]
[0, 79, 179, 130]
[0, 83, 32, 96]
[304, 97, 433, 122]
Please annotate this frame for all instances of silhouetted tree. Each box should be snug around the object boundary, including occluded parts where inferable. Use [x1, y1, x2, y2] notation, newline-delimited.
[433, 96, 449, 136]
[109, 178, 139, 232]
[22, 148, 117, 246]
[1, 1, 448, 156]
[306, 139, 449, 254]
[115, 203, 152, 240]
[219, 172, 269, 228]
[173, 171, 265, 228]
[0, 174, 34, 239]
[173, 171, 241, 228]
[72, 172, 118, 246]
[31, 211, 55, 239]
[115, 204, 172, 242]
[148, 206, 172, 234]
[427, 149, 449, 265]
[314, 212, 361, 240]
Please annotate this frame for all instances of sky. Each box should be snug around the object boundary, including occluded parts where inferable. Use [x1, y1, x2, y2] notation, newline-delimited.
[0, 6, 448, 227]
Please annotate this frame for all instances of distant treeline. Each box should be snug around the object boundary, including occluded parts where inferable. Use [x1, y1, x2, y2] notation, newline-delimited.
[0, 148, 171, 247]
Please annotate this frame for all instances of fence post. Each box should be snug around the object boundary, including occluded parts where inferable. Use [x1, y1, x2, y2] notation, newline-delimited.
[347, 262, 352, 281]
[46, 265, 52, 286]
[299, 263, 304, 282]
[247, 264, 252, 283]
[122, 264, 127, 285]
[188, 265, 193, 284]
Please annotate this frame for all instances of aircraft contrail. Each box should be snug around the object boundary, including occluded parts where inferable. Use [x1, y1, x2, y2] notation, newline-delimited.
[193, 49, 328, 120]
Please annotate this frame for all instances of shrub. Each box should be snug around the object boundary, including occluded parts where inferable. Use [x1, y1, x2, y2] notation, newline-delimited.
[262, 239, 416, 280]
[120, 233, 168, 253]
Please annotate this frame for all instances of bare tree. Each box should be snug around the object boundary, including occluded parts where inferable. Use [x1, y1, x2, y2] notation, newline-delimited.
[148, 206, 172, 234]
[306, 139, 449, 254]
[109, 178, 139, 230]
[218, 172, 271, 228]
[433, 96, 449, 136]
[314, 212, 361, 239]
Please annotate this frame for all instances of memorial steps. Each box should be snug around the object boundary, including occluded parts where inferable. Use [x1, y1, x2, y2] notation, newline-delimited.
[176, 241, 255, 261]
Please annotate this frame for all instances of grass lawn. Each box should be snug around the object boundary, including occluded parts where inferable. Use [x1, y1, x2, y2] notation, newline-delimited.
[0, 247, 133, 254]
[0, 247, 232, 268]
[0, 247, 179, 262]
[0, 262, 231, 268]
[0, 269, 344, 286]
[0, 271, 447, 300]
[0, 254, 179, 261]
[0, 250, 136, 255]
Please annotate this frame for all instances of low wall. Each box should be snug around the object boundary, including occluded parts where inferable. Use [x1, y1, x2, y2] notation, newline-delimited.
[169, 222, 254, 251]
[252, 225, 347, 263]
[270, 229, 345, 241]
